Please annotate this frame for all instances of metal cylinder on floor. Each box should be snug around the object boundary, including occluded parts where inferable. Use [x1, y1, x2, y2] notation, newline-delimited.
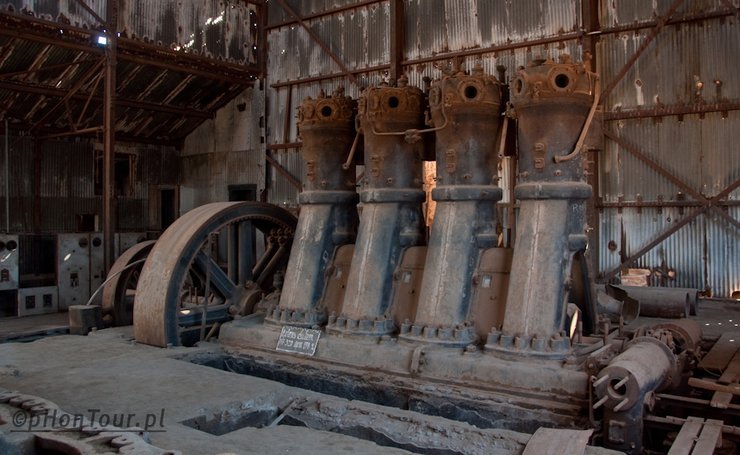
[327, 76, 426, 337]
[489, 55, 599, 355]
[267, 88, 359, 327]
[400, 63, 503, 347]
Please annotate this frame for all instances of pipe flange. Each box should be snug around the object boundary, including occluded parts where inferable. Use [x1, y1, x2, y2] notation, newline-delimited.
[298, 86, 356, 129]
[509, 54, 596, 108]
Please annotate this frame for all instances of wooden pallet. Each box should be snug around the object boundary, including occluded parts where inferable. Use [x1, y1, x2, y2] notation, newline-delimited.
[667, 417, 723, 455]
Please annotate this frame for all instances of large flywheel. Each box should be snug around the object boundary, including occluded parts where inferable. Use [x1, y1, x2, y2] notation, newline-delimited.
[133, 202, 297, 347]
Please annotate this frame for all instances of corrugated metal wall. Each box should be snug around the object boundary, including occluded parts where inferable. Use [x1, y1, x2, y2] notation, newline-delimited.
[598, 2, 739, 297]
[262, 0, 738, 297]
[0, 135, 178, 232]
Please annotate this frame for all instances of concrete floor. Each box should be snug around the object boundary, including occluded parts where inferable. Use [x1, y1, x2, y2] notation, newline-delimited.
[0, 327, 413, 454]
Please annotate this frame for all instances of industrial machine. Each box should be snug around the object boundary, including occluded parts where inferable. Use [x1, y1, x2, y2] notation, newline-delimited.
[127, 57, 736, 454]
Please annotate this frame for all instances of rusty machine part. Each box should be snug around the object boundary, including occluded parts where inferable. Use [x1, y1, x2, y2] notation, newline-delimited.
[217, 65, 599, 433]
[326, 75, 427, 337]
[101, 240, 155, 327]
[593, 335, 678, 452]
[265, 87, 358, 328]
[610, 284, 697, 319]
[133, 202, 296, 347]
[493, 54, 600, 351]
[131, 58, 731, 454]
[399, 61, 504, 346]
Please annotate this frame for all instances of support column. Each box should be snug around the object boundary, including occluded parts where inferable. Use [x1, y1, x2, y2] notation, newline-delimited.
[103, 0, 118, 274]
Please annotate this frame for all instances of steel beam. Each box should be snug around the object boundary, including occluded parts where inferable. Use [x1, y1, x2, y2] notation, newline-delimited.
[389, 0, 404, 82]
[0, 80, 213, 119]
[604, 102, 740, 120]
[267, 0, 383, 30]
[29, 59, 104, 131]
[103, 0, 117, 274]
[71, 0, 106, 26]
[265, 152, 302, 190]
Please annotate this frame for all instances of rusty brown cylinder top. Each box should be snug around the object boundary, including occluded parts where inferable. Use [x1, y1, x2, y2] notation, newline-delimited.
[358, 78, 425, 190]
[298, 88, 357, 193]
[429, 64, 502, 187]
[510, 55, 597, 185]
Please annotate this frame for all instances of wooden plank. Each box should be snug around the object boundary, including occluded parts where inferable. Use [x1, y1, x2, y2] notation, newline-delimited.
[698, 332, 740, 373]
[523, 428, 594, 455]
[691, 419, 723, 454]
[710, 391, 733, 409]
[718, 349, 740, 385]
[689, 377, 740, 395]
[667, 416, 704, 455]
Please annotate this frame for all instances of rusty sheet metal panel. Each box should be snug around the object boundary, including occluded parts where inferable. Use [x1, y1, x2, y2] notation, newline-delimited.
[404, 0, 580, 61]
[267, 2, 389, 85]
[119, 0, 259, 65]
[598, 19, 739, 111]
[3, 0, 106, 27]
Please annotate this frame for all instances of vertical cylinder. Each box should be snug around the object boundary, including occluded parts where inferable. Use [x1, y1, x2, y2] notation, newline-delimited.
[268, 88, 359, 327]
[401, 63, 503, 346]
[328, 76, 425, 336]
[492, 55, 597, 353]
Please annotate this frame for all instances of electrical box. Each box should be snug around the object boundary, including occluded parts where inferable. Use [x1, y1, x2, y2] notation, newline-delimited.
[57, 234, 91, 310]
[89, 233, 104, 305]
[17, 286, 58, 317]
[117, 232, 147, 257]
[0, 234, 19, 291]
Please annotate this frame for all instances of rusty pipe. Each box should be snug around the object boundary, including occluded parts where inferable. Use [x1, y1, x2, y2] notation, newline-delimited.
[553, 76, 601, 164]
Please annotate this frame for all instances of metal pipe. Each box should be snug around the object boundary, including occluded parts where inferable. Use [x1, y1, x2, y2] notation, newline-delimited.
[85, 258, 147, 306]
[4, 118, 8, 233]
